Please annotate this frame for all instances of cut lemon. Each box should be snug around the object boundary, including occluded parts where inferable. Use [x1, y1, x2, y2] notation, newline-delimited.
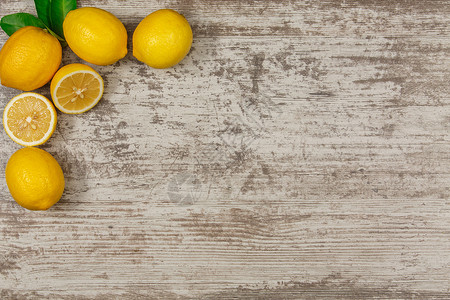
[50, 63, 104, 114]
[3, 92, 57, 146]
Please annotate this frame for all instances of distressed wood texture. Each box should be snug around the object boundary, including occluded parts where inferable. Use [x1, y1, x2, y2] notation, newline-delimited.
[1, 0, 449, 299]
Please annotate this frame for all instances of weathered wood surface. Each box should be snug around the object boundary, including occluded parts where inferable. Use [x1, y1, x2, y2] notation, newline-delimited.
[1, 0, 449, 299]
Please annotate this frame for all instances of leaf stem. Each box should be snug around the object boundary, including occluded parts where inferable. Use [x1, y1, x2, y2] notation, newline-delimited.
[44, 25, 67, 47]
[44, 25, 63, 41]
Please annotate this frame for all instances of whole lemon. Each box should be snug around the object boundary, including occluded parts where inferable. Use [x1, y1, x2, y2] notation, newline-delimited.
[63, 7, 128, 65]
[0, 26, 62, 91]
[133, 9, 193, 69]
[5, 147, 65, 211]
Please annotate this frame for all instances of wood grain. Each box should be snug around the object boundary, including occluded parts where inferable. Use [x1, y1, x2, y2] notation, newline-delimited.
[1, 0, 449, 299]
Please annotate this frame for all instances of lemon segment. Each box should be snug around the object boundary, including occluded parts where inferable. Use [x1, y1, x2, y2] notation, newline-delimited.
[0, 26, 62, 91]
[6, 147, 65, 211]
[3, 92, 57, 147]
[133, 9, 193, 69]
[50, 64, 104, 114]
[63, 7, 128, 66]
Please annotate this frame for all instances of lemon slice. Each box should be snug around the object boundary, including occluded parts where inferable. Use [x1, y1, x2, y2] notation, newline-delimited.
[2, 92, 57, 146]
[50, 63, 104, 114]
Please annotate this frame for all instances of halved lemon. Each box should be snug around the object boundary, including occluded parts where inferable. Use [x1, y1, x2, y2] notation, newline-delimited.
[3, 92, 57, 146]
[50, 63, 104, 114]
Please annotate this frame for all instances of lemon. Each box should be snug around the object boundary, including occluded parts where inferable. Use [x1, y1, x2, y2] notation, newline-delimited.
[5, 147, 65, 211]
[63, 7, 128, 65]
[3, 92, 57, 147]
[0, 26, 62, 91]
[50, 64, 104, 114]
[133, 9, 193, 69]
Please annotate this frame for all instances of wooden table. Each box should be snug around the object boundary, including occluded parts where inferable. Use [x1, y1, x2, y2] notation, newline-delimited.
[1, 1, 449, 299]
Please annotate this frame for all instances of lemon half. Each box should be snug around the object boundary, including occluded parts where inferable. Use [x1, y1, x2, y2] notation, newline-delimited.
[50, 64, 104, 114]
[3, 92, 57, 146]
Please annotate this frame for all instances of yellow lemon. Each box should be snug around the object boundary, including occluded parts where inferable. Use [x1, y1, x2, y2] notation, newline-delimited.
[3, 92, 57, 147]
[0, 26, 62, 91]
[50, 64, 104, 114]
[133, 9, 193, 69]
[5, 147, 65, 211]
[63, 7, 128, 65]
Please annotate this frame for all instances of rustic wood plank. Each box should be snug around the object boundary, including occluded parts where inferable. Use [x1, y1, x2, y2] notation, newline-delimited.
[1, 0, 449, 298]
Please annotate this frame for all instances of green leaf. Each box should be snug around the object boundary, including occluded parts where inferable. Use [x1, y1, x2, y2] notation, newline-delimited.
[34, 0, 52, 28]
[0, 13, 46, 36]
[50, 0, 76, 39]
